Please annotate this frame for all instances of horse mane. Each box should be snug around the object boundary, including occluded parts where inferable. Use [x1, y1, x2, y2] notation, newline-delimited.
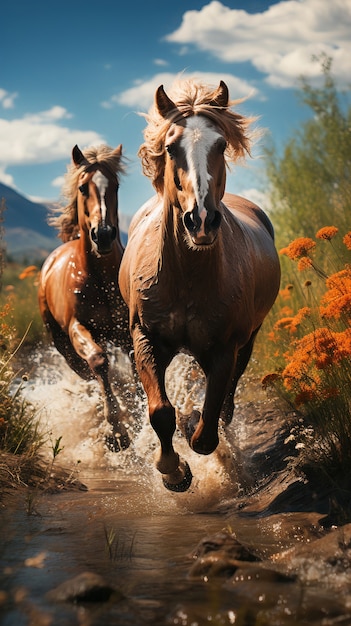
[48, 144, 126, 242]
[138, 79, 258, 194]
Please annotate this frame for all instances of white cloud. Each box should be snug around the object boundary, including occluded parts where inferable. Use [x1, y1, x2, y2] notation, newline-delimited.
[102, 71, 260, 111]
[0, 107, 105, 172]
[165, 0, 351, 88]
[51, 175, 65, 189]
[153, 58, 168, 67]
[0, 88, 18, 109]
[0, 166, 15, 188]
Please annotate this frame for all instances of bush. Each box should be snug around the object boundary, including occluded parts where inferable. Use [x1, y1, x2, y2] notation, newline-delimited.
[262, 226, 351, 483]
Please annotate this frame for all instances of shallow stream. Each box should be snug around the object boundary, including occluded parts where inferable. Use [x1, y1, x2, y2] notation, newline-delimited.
[1, 348, 351, 625]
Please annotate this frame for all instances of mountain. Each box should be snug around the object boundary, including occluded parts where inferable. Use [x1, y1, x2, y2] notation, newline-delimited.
[0, 183, 130, 263]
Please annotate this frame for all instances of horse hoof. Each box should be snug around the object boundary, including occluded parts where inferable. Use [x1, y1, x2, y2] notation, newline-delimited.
[162, 461, 193, 493]
[105, 433, 130, 452]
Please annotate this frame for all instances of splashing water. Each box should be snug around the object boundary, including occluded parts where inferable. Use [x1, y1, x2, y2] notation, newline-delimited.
[19, 346, 240, 511]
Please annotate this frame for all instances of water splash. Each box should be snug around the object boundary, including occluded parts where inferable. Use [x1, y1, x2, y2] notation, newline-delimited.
[19, 346, 240, 511]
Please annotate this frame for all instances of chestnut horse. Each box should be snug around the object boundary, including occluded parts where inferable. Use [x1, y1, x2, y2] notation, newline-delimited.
[119, 80, 281, 491]
[38, 144, 133, 451]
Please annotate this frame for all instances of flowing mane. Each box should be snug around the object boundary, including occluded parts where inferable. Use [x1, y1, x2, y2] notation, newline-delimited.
[138, 79, 257, 194]
[49, 144, 126, 242]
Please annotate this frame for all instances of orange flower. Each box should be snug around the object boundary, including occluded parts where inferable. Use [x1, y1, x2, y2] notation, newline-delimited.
[261, 373, 280, 389]
[19, 265, 38, 280]
[320, 269, 351, 319]
[273, 307, 310, 334]
[343, 231, 351, 250]
[279, 237, 316, 261]
[295, 388, 318, 407]
[297, 256, 313, 272]
[316, 226, 338, 240]
[279, 306, 294, 316]
[279, 285, 294, 300]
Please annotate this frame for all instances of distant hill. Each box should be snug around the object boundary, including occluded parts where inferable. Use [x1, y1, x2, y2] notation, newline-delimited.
[0, 183, 130, 263]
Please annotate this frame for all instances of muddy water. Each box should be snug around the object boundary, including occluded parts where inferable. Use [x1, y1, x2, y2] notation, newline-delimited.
[1, 348, 351, 625]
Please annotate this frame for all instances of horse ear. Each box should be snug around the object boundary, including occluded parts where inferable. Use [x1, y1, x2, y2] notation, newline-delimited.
[210, 81, 229, 108]
[111, 144, 122, 158]
[155, 85, 177, 119]
[72, 145, 89, 168]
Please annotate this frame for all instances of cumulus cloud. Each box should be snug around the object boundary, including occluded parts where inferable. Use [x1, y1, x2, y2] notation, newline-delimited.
[0, 106, 105, 176]
[102, 71, 260, 111]
[165, 0, 351, 88]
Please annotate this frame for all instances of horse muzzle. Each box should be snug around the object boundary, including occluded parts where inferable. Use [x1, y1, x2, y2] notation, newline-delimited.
[183, 208, 221, 247]
[91, 224, 117, 255]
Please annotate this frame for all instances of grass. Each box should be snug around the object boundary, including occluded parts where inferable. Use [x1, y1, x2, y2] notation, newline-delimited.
[0, 262, 45, 346]
[0, 271, 82, 505]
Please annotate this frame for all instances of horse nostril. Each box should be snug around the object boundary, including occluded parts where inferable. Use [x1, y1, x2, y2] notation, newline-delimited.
[208, 210, 222, 230]
[91, 227, 98, 243]
[183, 211, 200, 233]
[90, 225, 117, 253]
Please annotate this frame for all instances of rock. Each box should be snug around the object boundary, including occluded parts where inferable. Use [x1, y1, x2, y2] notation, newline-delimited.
[46, 571, 124, 604]
[188, 529, 260, 579]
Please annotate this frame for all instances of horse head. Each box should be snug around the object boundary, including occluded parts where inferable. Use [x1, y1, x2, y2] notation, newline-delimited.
[156, 81, 229, 248]
[73, 144, 122, 256]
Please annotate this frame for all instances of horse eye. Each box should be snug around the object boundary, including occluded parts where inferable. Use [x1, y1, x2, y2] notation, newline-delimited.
[218, 138, 227, 154]
[79, 183, 89, 197]
[166, 144, 177, 159]
[174, 171, 182, 191]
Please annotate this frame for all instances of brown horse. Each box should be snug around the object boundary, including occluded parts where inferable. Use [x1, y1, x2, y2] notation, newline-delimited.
[119, 79, 281, 491]
[38, 144, 133, 451]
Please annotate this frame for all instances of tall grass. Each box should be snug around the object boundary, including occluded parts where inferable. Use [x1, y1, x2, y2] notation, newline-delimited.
[0, 262, 45, 345]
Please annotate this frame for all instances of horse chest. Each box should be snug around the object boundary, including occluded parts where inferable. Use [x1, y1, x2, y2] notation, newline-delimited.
[74, 279, 117, 327]
[142, 283, 229, 350]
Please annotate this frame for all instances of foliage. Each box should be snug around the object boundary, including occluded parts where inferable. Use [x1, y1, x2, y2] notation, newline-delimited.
[0, 262, 45, 345]
[262, 227, 351, 481]
[257, 58, 351, 497]
[264, 55, 351, 248]
[0, 200, 47, 498]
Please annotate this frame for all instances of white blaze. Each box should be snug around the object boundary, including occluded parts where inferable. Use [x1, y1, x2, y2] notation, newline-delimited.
[92, 170, 109, 222]
[180, 116, 222, 210]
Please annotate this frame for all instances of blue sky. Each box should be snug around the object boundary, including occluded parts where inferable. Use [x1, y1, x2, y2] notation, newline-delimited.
[1, 0, 350, 217]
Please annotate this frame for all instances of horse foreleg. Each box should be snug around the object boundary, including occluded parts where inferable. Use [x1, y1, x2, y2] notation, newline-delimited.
[187, 347, 238, 455]
[69, 319, 130, 450]
[220, 327, 260, 425]
[133, 325, 192, 492]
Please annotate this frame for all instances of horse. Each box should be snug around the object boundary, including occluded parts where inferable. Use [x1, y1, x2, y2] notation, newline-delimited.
[119, 79, 281, 491]
[38, 144, 133, 451]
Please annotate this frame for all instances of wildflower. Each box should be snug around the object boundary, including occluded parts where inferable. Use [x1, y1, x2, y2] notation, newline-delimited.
[320, 269, 351, 319]
[297, 256, 313, 272]
[273, 307, 310, 334]
[295, 388, 317, 407]
[343, 231, 351, 250]
[316, 226, 338, 241]
[279, 237, 316, 261]
[19, 265, 38, 280]
[279, 284, 294, 300]
[261, 373, 280, 389]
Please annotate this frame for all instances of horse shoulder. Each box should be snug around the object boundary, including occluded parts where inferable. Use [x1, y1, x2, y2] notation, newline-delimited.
[221, 193, 280, 323]
[120, 196, 163, 304]
[222, 192, 275, 239]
